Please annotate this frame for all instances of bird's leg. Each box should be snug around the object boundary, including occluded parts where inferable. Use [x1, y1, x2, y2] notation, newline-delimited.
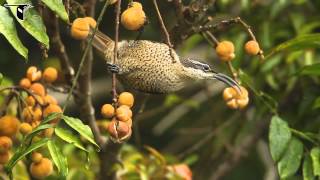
[106, 62, 120, 74]
[135, 27, 144, 41]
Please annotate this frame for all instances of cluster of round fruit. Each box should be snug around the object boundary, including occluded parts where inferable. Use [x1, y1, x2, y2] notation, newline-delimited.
[30, 152, 53, 179]
[101, 92, 134, 142]
[215, 40, 261, 61]
[70, 1, 146, 40]
[19, 66, 62, 137]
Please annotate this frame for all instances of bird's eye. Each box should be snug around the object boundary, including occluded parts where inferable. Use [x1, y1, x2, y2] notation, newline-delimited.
[203, 65, 211, 72]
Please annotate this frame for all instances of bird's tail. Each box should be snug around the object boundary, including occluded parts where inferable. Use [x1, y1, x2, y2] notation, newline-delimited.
[89, 30, 115, 61]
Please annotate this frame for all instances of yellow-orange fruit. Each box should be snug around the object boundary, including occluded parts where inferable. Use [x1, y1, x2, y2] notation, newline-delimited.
[71, 18, 90, 40]
[31, 121, 41, 129]
[125, 118, 132, 128]
[26, 96, 36, 106]
[121, 7, 146, 31]
[169, 164, 192, 180]
[30, 158, 53, 179]
[31, 152, 43, 164]
[223, 86, 249, 109]
[30, 83, 46, 97]
[83, 17, 97, 28]
[0, 136, 12, 153]
[43, 104, 62, 123]
[107, 119, 131, 141]
[118, 92, 134, 107]
[19, 78, 31, 89]
[43, 95, 58, 105]
[22, 106, 42, 123]
[0, 115, 20, 137]
[101, 104, 115, 118]
[20, 123, 33, 135]
[216, 41, 235, 62]
[245, 40, 260, 55]
[116, 105, 132, 122]
[26, 66, 42, 82]
[43, 67, 58, 83]
[130, 2, 143, 9]
[42, 128, 54, 138]
[0, 151, 10, 164]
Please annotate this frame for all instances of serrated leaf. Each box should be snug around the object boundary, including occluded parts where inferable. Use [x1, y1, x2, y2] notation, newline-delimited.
[6, 0, 49, 48]
[62, 115, 100, 150]
[41, 0, 68, 22]
[55, 126, 87, 152]
[277, 137, 303, 179]
[48, 140, 68, 178]
[269, 116, 292, 162]
[303, 154, 315, 180]
[5, 138, 49, 175]
[310, 147, 320, 176]
[268, 33, 320, 57]
[0, 6, 27, 59]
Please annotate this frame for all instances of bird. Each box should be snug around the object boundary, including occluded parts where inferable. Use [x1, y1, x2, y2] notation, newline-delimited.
[90, 30, 240, 94]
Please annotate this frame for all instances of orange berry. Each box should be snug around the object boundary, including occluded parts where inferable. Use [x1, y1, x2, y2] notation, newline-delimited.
[30, 158, 53, 179]
[125, 118, 132, 128]
[0, 151, 10, 164]
[223, 86, 249, 109]
[43, 95, 58, 105]
[83, 17, 97, 28]
[26, 66, 42, 82]
[20, 123, 33, 135]
[0, 115, 20, 137]
[42, 128, 54, 138]
[43, 104, 62, 123]
[216, 41, 235, 62]
[121, 6, 146, 30]
[71, 18, 90, 40]
[19, 78, 31, 89]
[0, 136, 12, 153]
[245, 40, 260, 55]
[101, 104, 115, 118]
[131, 2, 143, 9]
[26, 96, 36, 106]
[116, 105, 132, 122]
[43, 67, 58, 83]
[31, 152, 43, 164]
[107, 119, 131, 141]
[30, 83, 46, 97]
[31, 121, 41, 129]
[118, 92, 134, 107]
[169, 164, 192, 180]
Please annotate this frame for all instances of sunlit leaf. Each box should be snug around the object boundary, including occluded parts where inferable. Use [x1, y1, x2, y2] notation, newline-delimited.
[269, 116, 292, 162]
[298, 63, 320, 76]
[277, 137, 303, 179]
[5, 138, 49, 175]
[267, 33, 320, 57]
[55, 126, 87, 152]
[48, 140, 68, 178]
[62, 115, 100, 150]
[0, 6, 27, 59]
[310, 147, 320, 176]
[41, 0, 68, 22]
[6, 0, 49, 48]
[303, 154, 315, 180]
[41, 112, 62, 124]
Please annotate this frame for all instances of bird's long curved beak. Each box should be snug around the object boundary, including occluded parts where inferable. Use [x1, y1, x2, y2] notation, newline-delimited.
[213, 73, 241, 93]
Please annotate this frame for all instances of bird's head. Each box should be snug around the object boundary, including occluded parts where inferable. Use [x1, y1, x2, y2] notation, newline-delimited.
[181, 58, 241, 91]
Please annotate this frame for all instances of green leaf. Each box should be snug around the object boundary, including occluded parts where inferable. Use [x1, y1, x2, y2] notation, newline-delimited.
[267, 33, 320, 57]
[303, 154, 315, 180]
[24, 124, 55, 142]
[62, 115, 100, 150]
[42, 112, 62, 124]
[5, 138, 49, 175]
[6, 0, 49, 48]
[277, 137, 304, 179]
[298, 63, 320, 76]
[55, 126, 87, 152]
[0, 6, 27, 59]
[269, 116, 292, 162]
[310, 147, 320, 176]
[41, 0, 68, 22]
[48, 140, 68, 178]
[0, 73, 2, 85]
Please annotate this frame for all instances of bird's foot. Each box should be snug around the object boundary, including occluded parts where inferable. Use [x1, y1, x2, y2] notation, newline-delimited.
[106, 63, 120, 74]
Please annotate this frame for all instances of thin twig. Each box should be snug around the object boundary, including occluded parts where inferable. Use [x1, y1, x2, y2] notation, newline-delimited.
[112, 0, 121, 103]
[152, 0, 177, 63]
[62, 0, 111, 111]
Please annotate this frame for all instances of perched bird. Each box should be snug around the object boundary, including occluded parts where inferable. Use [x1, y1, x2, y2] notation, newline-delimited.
[90, 30, 240, 94]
